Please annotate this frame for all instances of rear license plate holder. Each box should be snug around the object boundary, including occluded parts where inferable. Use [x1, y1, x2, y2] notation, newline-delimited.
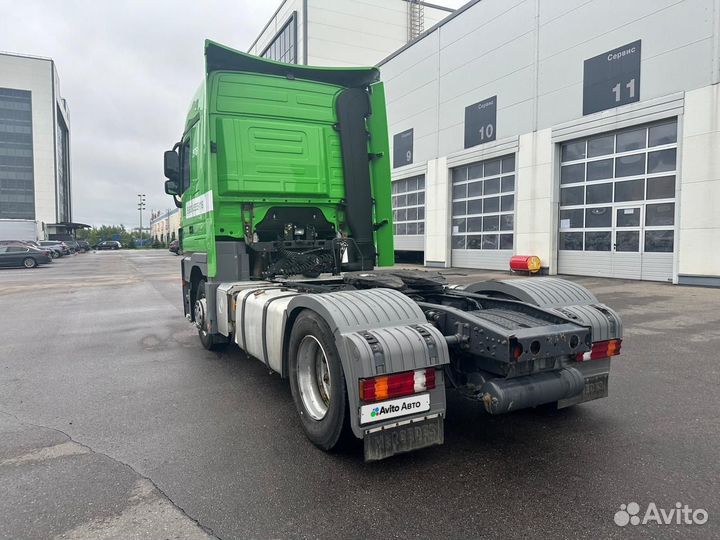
[363, 416, 443, 461]
[558, 373, 609, 408]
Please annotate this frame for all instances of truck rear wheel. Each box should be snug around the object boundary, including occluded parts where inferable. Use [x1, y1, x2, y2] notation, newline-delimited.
[195, 279, 226, 351]
[288, 310, 349, 450]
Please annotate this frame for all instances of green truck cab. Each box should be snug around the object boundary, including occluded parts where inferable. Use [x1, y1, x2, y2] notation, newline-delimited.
[164, 41, 393, 334]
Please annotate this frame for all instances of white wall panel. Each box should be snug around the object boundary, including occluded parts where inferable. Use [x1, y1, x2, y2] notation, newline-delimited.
[384, 32, 440, 167]
[537, 0, 590, 26]
[678, 85, 720, 279]
[438, 0, 528, 56]
[424, 157, 449, 266]
[514, 129, 554, 267]
[537, 0, 715, 126]
[438, 1, 534, 77]
[307, 0, 452, 67]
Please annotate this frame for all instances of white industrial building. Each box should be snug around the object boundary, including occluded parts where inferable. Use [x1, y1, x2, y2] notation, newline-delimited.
[381, 0, 720, 286]
[0, 51, 74, 241]
[251, 0, 719, 286]
[248, 0, 454, 67]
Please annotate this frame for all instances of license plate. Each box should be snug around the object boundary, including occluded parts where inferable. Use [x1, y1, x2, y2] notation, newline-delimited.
[558, 373, 609, 408]
[364, 416, 444, 461]
[359, 393, 431, 425]
[583, 373, 609, 401]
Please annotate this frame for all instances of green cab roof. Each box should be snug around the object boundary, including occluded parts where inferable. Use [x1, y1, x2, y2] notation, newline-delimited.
[205, 40, 380, 88]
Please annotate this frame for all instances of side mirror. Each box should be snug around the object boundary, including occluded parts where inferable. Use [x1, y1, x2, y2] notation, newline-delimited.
[163, 149, 180, 180]
[164, 179, 180, 196]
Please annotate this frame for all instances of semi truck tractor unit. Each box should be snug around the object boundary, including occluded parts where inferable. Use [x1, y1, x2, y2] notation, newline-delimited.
[163, 41, 623, 461]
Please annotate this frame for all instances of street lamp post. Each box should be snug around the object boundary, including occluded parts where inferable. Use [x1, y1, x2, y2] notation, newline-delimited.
[137, 194, 146, 247]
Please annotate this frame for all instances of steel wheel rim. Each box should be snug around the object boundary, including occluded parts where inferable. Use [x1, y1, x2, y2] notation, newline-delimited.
[297, 335, 331, 420]
[194, 298, 208, 337]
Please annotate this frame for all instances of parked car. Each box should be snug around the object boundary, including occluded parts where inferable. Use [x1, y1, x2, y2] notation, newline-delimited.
[95, 240, 121, 250]
[25, 240, 63, 259]
[77, 240, 90, 252]
[39, 240, 72, 256]
[169, 239, 181, 255]
[62, 239, 82, 253]
[0, 240, 55, 260]
[0, 245, 52, 268]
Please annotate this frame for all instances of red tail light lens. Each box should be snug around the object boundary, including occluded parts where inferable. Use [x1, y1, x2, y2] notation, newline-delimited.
[577, 339, 622, 361]
[359, 368, 436, 402]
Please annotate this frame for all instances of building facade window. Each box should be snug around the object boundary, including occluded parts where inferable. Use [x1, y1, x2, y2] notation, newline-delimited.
[558, 119, 678, 254]
[0, 88, 34, 220]
[392, 174, 425, 235]
[261, 13, 297, 64]
[451, 155, 516, 250]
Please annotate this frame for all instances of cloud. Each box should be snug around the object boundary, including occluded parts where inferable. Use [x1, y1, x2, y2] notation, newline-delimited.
[1, 0, 279, 226]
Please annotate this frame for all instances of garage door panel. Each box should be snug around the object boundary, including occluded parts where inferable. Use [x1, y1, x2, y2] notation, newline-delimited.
[452, 249, 513, 271]
[558, 251, 612, 277]
[612, 252, 642, 280]
[641, 252, 673, 282]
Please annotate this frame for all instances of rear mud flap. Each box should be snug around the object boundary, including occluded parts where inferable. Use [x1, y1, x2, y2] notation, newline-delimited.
[363, 416, 444, 461]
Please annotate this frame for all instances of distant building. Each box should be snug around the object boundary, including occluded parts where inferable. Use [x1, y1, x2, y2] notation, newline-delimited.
[248, 0, 454, 67]
[150, 208, 181, 245]
[0, 51, 78, 241]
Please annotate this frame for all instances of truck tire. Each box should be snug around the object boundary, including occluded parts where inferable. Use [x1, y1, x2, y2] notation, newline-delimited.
[288, 310, 350, 451]
[195, 279, 226, 351]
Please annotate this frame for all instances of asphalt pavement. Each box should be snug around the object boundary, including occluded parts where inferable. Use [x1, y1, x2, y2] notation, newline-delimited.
[0, 250, 718, 539]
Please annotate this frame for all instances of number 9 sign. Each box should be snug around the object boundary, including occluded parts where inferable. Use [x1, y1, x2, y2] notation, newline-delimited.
[393, 128, 414, 168]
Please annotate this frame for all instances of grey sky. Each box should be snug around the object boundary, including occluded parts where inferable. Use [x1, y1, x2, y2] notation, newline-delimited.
[1, 0, 466, 228]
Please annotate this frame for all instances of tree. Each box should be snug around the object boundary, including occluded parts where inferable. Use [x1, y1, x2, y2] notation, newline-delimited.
[76, 225, 139, 248]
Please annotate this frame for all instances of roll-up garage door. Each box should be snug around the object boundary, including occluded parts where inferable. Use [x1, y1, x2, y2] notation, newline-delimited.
[558, 119, 677, 282]
[450, 155, 516, 270]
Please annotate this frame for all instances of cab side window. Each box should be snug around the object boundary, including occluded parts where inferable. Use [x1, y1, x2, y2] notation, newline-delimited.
[180, 140, 191, 193]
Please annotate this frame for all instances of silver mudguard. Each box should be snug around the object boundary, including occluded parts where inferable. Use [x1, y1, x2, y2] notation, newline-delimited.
[286, 289, 450, 439]
[463, 277, 623, 341]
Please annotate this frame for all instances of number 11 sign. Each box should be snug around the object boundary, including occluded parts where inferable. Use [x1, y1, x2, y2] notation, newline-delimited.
[583, 40, 641, 116]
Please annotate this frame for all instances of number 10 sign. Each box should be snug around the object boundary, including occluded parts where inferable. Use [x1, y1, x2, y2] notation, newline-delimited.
[583, 40, 641, 116]
[464, 95, 497, 149]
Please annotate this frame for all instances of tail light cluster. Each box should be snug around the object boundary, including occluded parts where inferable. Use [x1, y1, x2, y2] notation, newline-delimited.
[359, 368, 436, 403]
[577, 339, 622, 361]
